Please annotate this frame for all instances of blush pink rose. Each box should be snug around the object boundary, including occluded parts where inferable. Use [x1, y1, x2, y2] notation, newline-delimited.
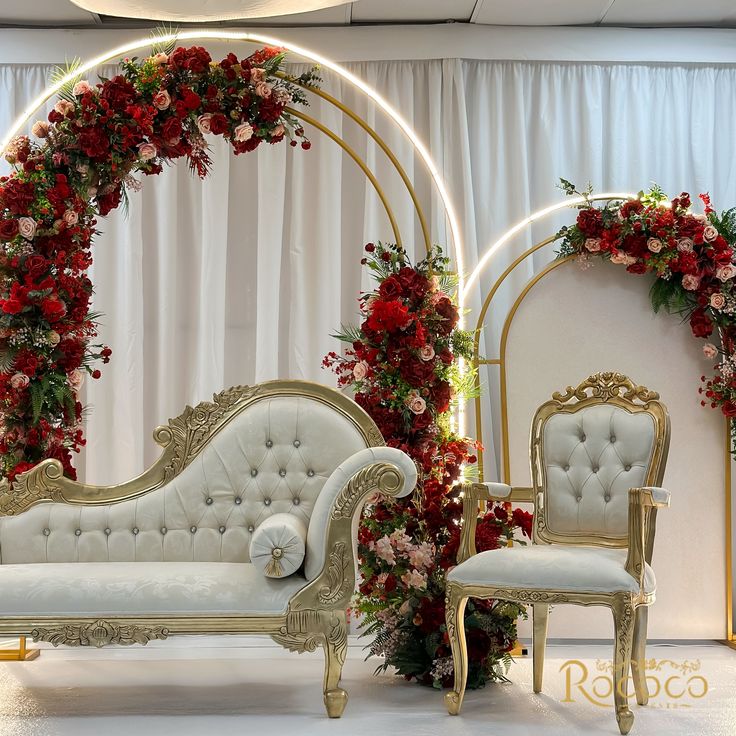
[716, 264, 736, 282]
[419, 345, 435, 361]
[63, 210, 78, 227]
[67, 369, 84, 392]
[584, 238, 601, 252]
[31, 120, 50, 138]
[72, 80, 92, 96]
[152, 90, 171, 110]
[677, 237, 694, 252]
[18, 217, 36, 240]
[250, 68, 266, 83]
[647, 238, 663, 253]
[682, 274, 701, 291]
[197, 113, 213, 134]
[703, 343, 718, 359]
[703, 224, 719, 242]
[150, 52, 168, 66]
[138, 142, 157, 161]
[711, 293, 727, 309]
[271, 123, 285, 138]
[233, 122, 254, 142]
[405, 392, 427, 415]
[352, 361, 369, 380]
[254, 81, 272, 99]
[10, 373, 29, 389]
[54, 99, 75, 116]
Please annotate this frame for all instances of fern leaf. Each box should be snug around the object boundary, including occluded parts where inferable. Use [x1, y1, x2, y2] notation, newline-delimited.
[30, 383, 44, 424]
[331, 324, 364, 344]
[49, 58, 83, 103]
[150, 24, 179, 58]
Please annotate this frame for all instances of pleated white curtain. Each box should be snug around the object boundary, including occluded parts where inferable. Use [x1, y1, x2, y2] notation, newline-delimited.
[2, 58, 736, 484]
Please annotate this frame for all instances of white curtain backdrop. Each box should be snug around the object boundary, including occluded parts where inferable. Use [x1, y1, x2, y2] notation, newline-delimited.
[2, 58, 736, 484]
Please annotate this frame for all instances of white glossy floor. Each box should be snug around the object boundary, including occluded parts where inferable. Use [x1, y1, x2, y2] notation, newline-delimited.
[1, 637, 734, 736]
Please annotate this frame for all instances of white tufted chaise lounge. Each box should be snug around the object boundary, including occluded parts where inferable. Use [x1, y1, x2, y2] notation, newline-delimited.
[0, 380, 417, 717]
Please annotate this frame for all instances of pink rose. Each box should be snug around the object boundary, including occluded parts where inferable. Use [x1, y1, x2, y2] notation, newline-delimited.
[233, 122, 253, 142]
[419, 345, 435, 361]
[197, 113, 213, 134]
[352, 361, 369, 380]
[584, 238, 601, 252]
[716, 264, 736, 282]
[63, 210, 78, 227]
[271, 123, 285, 138]
[31, 120, 49, 138]
[137, 142, 157, 161]
[250, 68, 266, 83]
[254, 81, 272, 99]
[54, 99, 75, 116]
[401, 569, 427, 591]
[711, 293, 726, 310]
[17, 217, 36, 240]
[149, 52, 168, 66]
[682, 274, 701, 291]
[703, 343, 718, 359]
[703, 225, 719, 242]
[405, 392, 427, 415]
[647, 238, 663, 253]
[10, 373, 29, 389]
[67, 369, 84, 392]
[72, 80, 92, 96]
[677, 237, 694, 252]
[152, 90, 171, 110]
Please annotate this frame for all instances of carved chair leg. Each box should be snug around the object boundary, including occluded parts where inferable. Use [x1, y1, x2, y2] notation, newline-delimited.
[631, 606, 649, 706]
[322, 610, 349, 718]
[444, 583, 469, 716]
[532, 603, 549, 694]
[611, 596, 636, 735]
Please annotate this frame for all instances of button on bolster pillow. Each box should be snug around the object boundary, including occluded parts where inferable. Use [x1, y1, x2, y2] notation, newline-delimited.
[249, 513, 308, 578]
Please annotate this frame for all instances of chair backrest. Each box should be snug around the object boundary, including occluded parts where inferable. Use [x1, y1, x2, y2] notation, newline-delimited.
[530, 372, 669, 547]
[0, 380, 383, 564]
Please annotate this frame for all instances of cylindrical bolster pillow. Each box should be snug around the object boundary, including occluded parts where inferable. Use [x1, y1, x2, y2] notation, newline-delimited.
[249, 513, 308, 578]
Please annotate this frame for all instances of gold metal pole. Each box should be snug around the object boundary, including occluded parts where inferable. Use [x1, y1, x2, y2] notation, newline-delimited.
[0, 636, 40, 661]
[286, 107, 403, 248]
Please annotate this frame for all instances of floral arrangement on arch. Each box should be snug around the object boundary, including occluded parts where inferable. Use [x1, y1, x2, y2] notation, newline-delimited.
[324, 242, 532, 689]
[0, 42, 317, 482]
[556, 180, 736, 452]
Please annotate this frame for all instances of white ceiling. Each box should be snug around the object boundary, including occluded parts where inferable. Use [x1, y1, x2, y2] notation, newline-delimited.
[3, 0, 736, 28]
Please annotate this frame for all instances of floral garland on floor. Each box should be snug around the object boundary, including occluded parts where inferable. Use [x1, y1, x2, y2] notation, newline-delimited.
[0, 44, 317, 481]
[324, 242, 533, 689]
[555, 180, 736, 452]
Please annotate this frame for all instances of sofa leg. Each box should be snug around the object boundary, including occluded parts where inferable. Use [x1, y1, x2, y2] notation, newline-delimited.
[322, 610, 348, 718]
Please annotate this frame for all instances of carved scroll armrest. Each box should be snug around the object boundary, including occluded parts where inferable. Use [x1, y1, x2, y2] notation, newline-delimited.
[625, 486, 671, 589]
[456, 482, 535, 565]
[300, 447, 417, 607]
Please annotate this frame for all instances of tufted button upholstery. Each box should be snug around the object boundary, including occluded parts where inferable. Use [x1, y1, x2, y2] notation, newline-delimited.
[542, 404, 655, 537]
[0, 396, 373, 565]
[279, 469, 286, 477]
[75, 529, 82, 536]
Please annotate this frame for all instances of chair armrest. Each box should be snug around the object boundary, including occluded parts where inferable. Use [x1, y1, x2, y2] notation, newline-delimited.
[303, 447, 417, 583]
[625, 486, 671, 588]
[456, 482, 535, 564]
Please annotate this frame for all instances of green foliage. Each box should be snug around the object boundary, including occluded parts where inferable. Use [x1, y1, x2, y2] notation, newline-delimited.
[48, 58, 83, 103]
[648, 275, 694, 316]
[149, 24, 179, 58]
[331, 324, 364, 344]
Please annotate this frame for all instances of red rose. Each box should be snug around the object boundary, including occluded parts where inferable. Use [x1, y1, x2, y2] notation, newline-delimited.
[0, 180, 36, 215]
[77, 127, 109, 160]
[160, 116, 182, 141]
[721, 401, 736, 418]
[689, 308, 713, 338]
[434, 295, 459, 335]
[96, 186, 122, 217]
[209, 113, 229, 135]
[626, 261, 648, 275]
[14, 349, 39, 376]
[41, 297, 65, 322]
[24, 254, 48, 280]
[0, 219, 19, 240]
[431, 381, 452, 413]
[99, 76, 136, 110]
[400, 359, 435, 387]
[383, 574, 397, 593]
[1, 298, 23, 314]
[365, 299, 411, 333]
[576, 208, 603, 237]
[620, 200, 644, 218]
[378, 275, 403, 300]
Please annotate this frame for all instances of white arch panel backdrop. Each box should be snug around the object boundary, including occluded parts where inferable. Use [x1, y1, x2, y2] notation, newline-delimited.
[502, 260, 725, 640]
[2, 53, 736, 638]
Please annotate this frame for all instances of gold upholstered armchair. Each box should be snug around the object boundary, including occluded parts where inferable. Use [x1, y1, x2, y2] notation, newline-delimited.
[444, 372, 671, 734]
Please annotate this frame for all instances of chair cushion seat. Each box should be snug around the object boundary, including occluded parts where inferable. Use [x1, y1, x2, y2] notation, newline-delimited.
[447, 544, 655, 594]
[0, 562, 309, 617]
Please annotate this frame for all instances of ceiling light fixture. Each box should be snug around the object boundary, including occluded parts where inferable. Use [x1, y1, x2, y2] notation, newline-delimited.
[69, 1, 355, 22]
